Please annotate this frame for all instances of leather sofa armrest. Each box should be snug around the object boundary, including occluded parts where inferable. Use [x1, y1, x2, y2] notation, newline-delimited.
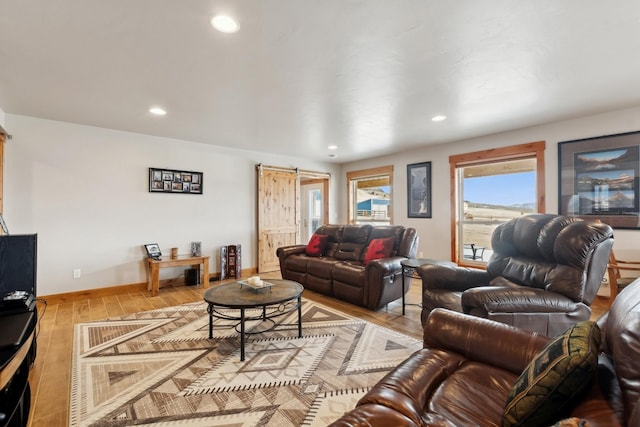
[276, 245, 307, 273]
[418, 263, 492, 292]
[461, 285, 580, 316]
[424, 308, 549, 374]
[366, 256, 404, 275]
[275, 244, 306, 259]
[365, 256, 406, 310]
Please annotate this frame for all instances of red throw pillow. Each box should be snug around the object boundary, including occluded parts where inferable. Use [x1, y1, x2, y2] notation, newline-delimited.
[364, 237, 395, 264]
[306, 233, 328, 257]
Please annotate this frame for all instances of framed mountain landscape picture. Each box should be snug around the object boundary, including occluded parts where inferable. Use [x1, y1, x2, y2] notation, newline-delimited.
[558, 131, 640, 229]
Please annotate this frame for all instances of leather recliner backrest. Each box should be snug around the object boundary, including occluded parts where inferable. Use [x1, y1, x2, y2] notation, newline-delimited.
[399, 228, 418, 259]
[599, 277, 640, 424]
[368, 225, 405, 256]
[313, 224, 344, 258]
[487, 214, 613, 303]
[334, 224, 372, 262]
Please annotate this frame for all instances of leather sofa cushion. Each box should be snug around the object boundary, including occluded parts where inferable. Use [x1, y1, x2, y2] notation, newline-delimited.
[317, 224, 344, 242]
[343, 224, 372, 244]
[325, 242, 339, 258]
[307, 258, 336, 279]
[356, 348, 518, 426]
[333, 262, 365, 287]
[314, 225, 344, 258]
[335, 242, 366, 262]
[503, 321, 601, 427]
[369, 225, 405, 256]
[284, 255, 308, 273]
[333, 225, 372, 262]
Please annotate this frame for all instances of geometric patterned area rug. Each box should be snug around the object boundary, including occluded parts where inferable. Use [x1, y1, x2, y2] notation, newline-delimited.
[70, 298, 422, 426]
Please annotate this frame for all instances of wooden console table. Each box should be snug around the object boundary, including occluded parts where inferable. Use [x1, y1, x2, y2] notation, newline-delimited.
[145, 255, 210, 296]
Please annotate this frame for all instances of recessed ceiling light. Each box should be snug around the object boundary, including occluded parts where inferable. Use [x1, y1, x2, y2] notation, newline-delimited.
[328, 145, 338, 150]
[432, 115, 447, 122]
[149, 107, 167, 116]
[211, 15, 239, 33]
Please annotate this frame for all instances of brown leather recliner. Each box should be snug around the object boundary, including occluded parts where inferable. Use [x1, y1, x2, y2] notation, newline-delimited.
[329, 278, 640, 427]
[419, 214, 613, 336]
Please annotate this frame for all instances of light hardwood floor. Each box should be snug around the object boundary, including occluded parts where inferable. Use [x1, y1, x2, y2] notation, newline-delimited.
[26, 273, 610, 426]
[26, 272, 423, 426]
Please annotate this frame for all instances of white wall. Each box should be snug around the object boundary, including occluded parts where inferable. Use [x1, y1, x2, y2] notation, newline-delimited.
[6, 106, 640, 297]
[4, 114, 340, 296]
[339, 106, 640, 263]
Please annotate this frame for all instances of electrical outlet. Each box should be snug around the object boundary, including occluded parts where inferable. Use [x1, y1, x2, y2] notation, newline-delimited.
[419, 251, 424, 258]
[73, 268, 81, 279]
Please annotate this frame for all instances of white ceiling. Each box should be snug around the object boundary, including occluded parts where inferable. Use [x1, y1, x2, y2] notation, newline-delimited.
[1, 1, 640, 163]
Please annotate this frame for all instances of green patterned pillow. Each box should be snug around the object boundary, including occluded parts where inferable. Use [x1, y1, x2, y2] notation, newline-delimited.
[502, 321, 600, 427]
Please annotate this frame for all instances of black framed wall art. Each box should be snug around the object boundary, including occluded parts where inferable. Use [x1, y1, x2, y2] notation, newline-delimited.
[149, 168, 203, 194]
[407, 161, 432, 218]
[558, 131, 640, 229]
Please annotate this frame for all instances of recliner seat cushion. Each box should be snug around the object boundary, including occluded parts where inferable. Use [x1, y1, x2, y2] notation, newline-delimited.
[284, 255, 308, 273]
[332, 262, 365, 287]
[307, 258, 337, 279]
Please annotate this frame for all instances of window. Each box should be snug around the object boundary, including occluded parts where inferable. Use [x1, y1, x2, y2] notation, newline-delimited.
[449, 142, 545, 264]
[347, 166, 393, 225]
[300, 178, 327, 242]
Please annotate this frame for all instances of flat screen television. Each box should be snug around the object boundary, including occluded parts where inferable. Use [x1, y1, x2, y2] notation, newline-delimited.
[0, 234, 37, 297]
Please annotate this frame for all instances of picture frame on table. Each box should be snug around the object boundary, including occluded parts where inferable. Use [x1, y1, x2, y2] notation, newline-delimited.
[407, 161, 432, 218]
[558, 131, 640, 229]
[149, 167, 203, 194]
[144, 243, 162, 259]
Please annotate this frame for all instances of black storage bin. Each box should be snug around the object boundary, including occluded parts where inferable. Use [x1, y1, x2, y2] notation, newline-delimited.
[185, 268, 198, 286]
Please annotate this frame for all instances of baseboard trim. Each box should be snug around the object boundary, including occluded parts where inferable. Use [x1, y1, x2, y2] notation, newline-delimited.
[41, 282, 149, 305]
[40, 267, 258, 305]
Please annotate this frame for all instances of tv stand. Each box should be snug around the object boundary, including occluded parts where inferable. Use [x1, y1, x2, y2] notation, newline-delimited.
[0, 311, 36, 427]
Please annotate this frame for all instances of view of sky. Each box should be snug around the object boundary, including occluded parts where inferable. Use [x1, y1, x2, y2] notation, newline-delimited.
[464, 172, 535, 206]
[374, 174, 534, 207]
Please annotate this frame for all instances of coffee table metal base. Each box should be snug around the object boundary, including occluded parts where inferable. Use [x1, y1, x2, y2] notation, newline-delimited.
[206, 292, 302, 361]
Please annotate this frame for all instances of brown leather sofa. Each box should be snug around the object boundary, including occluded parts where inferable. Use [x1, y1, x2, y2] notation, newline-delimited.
[329, 278, 640, 427]
[420, 214, 613, 336]
[276, 224, 418, 310]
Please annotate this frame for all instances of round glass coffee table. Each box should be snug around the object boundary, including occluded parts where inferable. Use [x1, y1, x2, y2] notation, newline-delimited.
[203, 279, 303, 361]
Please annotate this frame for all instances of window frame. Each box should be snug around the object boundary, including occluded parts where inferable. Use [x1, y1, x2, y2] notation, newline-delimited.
[0, 130, 4, 225]
[346, 165, 393, 225]
[449, 141, 546, 265]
